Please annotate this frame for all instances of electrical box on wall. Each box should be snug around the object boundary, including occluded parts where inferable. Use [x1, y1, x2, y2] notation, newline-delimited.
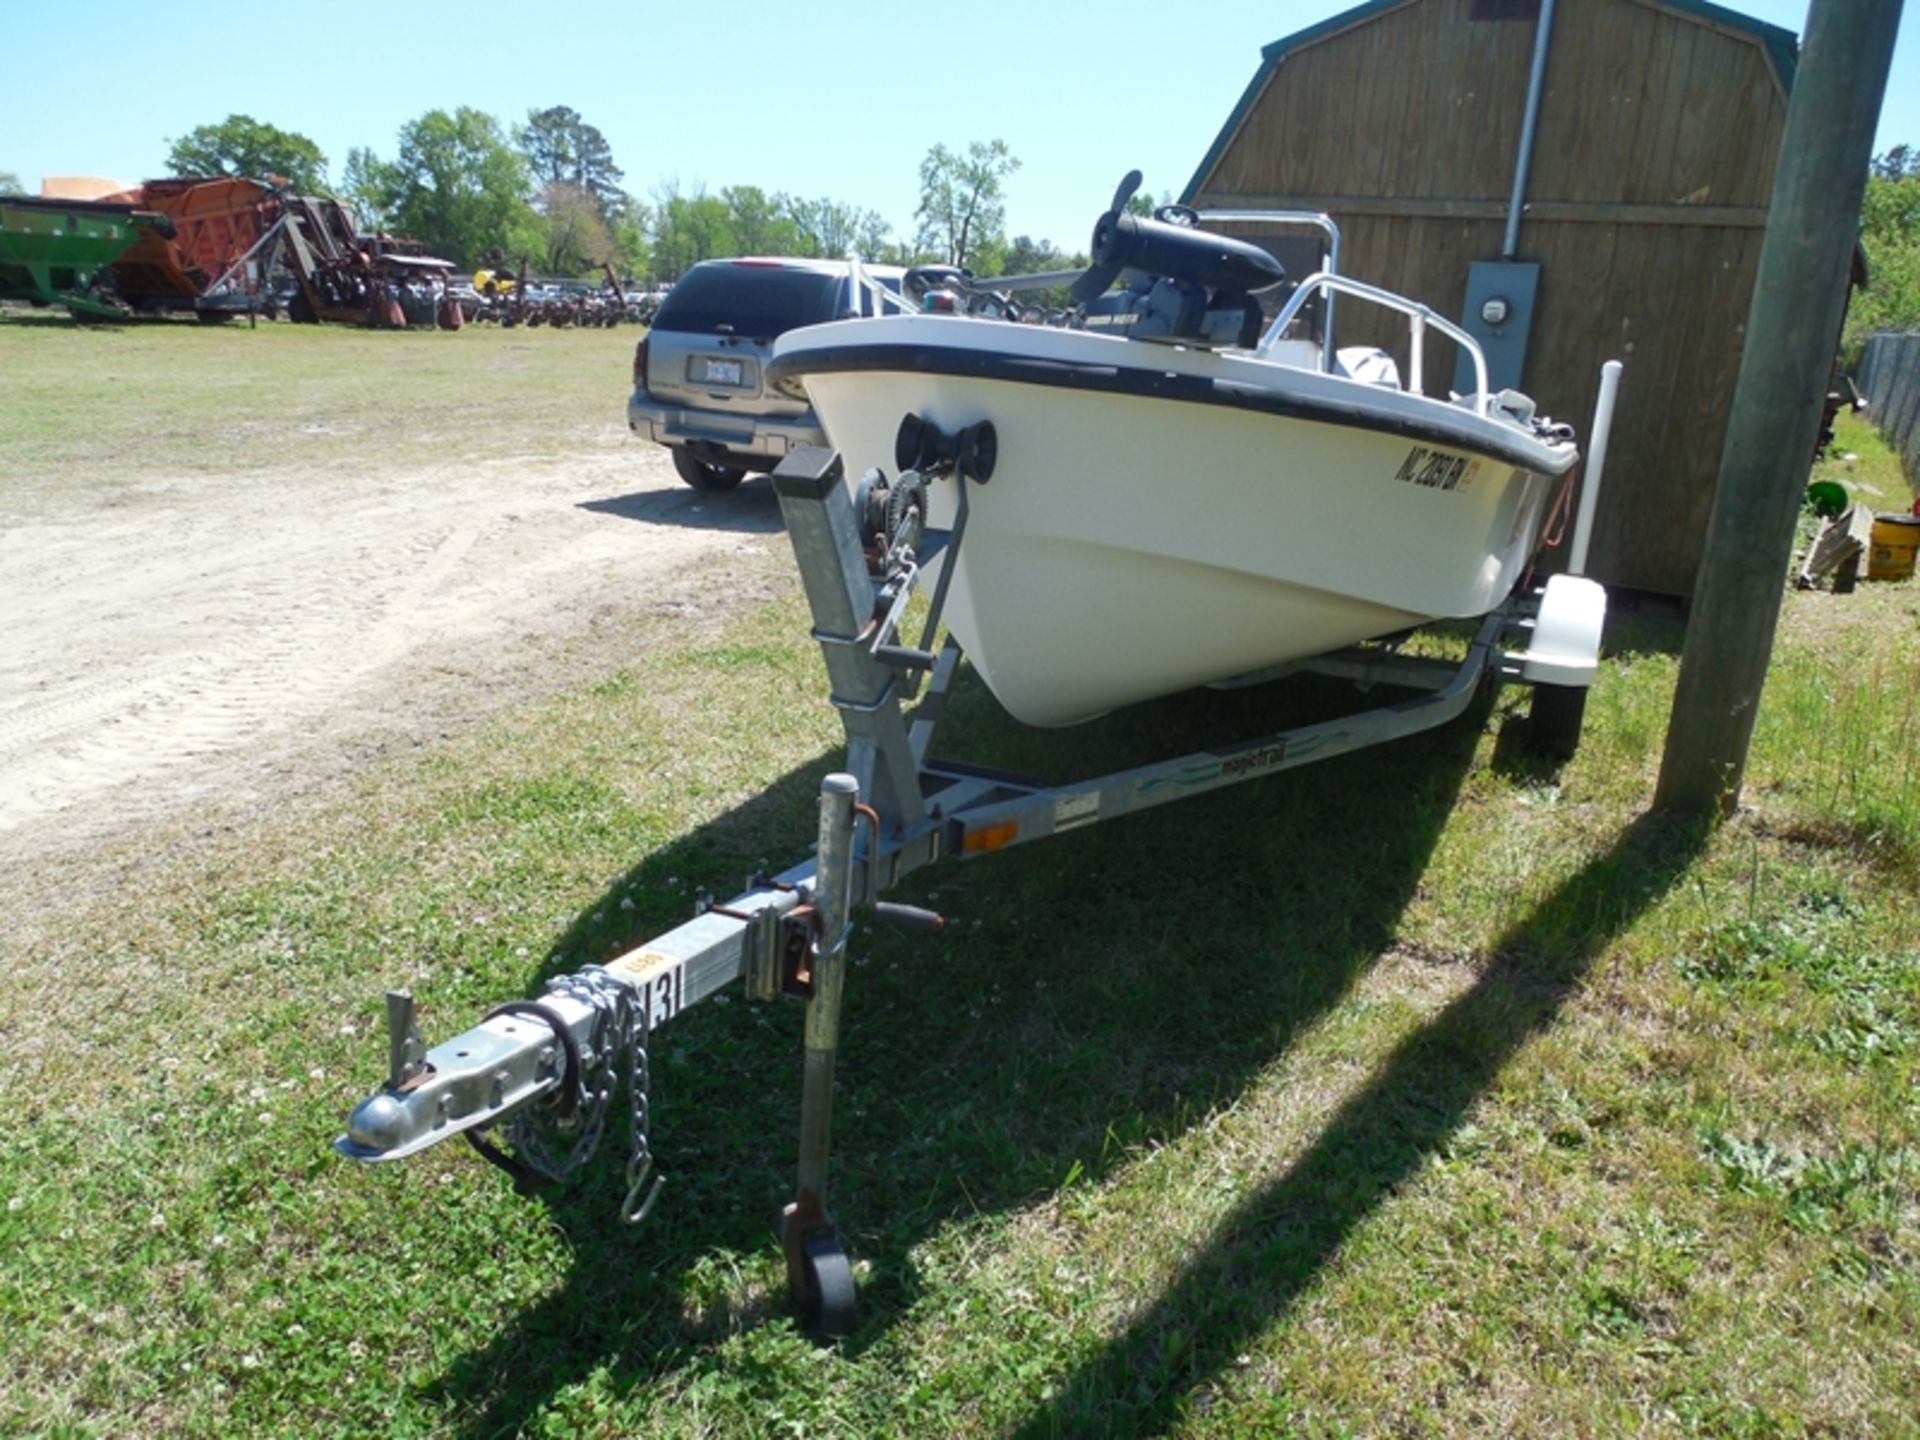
[1455, 259, 1540, 395]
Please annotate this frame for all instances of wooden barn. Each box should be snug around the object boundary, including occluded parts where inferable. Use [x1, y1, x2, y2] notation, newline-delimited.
[1182, 0, 1799, 598]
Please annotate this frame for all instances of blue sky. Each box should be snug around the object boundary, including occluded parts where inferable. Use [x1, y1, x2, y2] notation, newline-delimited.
[3, 1, 1913, 254]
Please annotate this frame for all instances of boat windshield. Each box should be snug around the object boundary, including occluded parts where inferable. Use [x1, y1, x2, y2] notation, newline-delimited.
[651, 265, 845, 338]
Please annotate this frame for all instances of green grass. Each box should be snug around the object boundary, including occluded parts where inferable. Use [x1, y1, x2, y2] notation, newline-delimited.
[0, 311, 640, 505]
[1824, 407, 1919, 514]
[3, 330, 1919, 1436]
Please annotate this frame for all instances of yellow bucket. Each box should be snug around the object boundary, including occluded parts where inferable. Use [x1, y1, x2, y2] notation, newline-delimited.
[1868, 513, 1920, 582]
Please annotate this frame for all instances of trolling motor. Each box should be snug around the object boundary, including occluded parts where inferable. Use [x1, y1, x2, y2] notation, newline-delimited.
[1071, 171, 1288, 347]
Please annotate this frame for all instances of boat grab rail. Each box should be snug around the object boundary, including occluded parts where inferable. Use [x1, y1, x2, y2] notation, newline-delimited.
[847, 254, 920, 317]
[1195, 210, 1342, 375]
[1262, 272, 1491, 417]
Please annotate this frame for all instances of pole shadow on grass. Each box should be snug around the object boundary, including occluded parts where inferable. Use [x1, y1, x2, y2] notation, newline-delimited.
[579, 479, 785, 536]
[425, 665, 1512, 1438]
[1009, 807, 1706, 1438]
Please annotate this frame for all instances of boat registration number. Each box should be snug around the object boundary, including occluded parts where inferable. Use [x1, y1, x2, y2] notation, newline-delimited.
[702, 357, 744, 385]
[1394, 446, 1480, 493]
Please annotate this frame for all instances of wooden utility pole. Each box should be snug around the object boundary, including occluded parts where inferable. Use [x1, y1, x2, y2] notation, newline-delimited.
[1654, 0, 1903, 818]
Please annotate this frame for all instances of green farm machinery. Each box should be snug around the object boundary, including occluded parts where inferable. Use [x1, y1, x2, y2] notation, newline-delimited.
[0, 197, 173, 318]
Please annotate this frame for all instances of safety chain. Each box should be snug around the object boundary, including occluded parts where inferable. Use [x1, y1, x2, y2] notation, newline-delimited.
[503, 966, 666, 1224]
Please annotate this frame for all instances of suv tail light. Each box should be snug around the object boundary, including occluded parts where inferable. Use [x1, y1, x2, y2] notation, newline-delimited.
[632, 335, 650, 393]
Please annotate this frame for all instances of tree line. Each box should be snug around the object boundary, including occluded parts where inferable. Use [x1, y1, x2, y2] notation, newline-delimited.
[1847, 146, 1920, 358]
[22, 126, 1916, 331]
[152, 111, 1079, 285]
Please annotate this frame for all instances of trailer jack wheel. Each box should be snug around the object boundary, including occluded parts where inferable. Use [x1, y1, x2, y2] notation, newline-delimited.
[793, 1228, 857, 1338]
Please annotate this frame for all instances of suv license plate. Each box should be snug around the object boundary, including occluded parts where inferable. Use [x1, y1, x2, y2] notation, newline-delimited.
[702, 357, 744, 385]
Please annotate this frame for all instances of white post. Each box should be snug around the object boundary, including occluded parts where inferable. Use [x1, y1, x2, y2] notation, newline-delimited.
[1568, 359, 1624, 577]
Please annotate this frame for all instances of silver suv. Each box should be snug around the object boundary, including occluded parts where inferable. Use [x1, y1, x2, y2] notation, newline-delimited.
[628, 257, 903, 490]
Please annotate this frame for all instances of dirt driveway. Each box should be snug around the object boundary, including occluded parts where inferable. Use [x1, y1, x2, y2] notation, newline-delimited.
[0, 432, 791, 876]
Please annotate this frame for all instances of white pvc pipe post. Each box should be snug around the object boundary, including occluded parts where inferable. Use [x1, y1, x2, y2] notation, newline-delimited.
[1568, 359, 1623, 576]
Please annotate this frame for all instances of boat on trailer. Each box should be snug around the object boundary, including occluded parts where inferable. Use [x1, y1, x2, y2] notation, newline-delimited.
[332, 174, 1618, 1338]
[769, 173, 1581, 726]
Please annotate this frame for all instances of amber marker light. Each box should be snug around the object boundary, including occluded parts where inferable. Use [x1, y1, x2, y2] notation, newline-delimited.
[961, 821, 1019, 855]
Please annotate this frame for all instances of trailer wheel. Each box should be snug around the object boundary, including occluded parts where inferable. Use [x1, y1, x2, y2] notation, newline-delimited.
[1526, 683, 1588, 761]
[672, 447, 747, 491]
[289, 292, 316, 324]
[796, 1231, 857, 1338]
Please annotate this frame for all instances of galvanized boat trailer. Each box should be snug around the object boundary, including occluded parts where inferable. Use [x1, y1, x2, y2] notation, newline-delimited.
[336, 392, 1615, 1335]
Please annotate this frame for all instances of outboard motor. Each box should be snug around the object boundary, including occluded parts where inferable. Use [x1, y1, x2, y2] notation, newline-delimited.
[1071, 172, 1286, 347]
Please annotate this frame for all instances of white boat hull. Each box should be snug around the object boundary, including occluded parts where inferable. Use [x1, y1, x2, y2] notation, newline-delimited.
[777, 317, 1571, 727]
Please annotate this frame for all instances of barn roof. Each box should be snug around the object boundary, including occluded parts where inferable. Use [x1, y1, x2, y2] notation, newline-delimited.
[1180, 0, 1801, 204]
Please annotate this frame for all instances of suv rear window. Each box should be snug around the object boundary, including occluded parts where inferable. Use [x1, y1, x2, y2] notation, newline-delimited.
[651, 265, 846, 338]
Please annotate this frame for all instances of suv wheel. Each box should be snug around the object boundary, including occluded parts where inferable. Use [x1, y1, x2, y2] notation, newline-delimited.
[672, 447, 748, 491]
